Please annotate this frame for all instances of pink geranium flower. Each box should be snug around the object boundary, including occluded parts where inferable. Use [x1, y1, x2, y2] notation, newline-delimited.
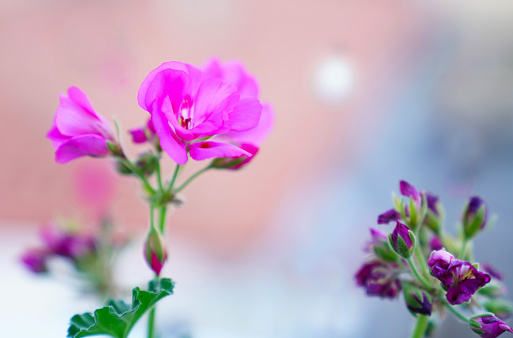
[47, 87, 115, 163]
[138, 60, 264, 165]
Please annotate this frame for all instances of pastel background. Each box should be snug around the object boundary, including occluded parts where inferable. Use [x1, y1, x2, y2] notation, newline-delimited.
[2, 0, 513, 337]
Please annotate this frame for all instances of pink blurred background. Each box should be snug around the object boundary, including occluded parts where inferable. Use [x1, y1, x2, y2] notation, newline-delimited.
[2, 0, 513, 337]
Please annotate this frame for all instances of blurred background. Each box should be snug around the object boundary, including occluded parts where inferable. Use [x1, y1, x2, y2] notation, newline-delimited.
[2, 0, 513, 337]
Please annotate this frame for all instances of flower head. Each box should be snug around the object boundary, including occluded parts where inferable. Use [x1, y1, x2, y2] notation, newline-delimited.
[428, 250, 491, 305]
[403, 284, 432, 316]
[366, 228, 397, 262]
[355, 260, 402, 299]
[470, 313, 513, 338]
[47, 86, 115, 163]
[138, 60, 264, 165]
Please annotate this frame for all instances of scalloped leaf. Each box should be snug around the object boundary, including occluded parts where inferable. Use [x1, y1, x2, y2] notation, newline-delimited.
[68, 278, 175, 338]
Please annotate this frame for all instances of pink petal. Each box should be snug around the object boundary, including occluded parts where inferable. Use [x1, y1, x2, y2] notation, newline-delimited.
[55, 135, 109, 163]
[223, 98, 262, 132]
[55, 93, 110, 138]
[203, 58, 259, 98]
[66, 86, 97, 117]
[46, 116, 69, 148]
[218, 103, 274, 146]
[192, 78, 239, 125]
[189, 141, 251, 161]
[138, 62, 192, 112]
[151, 106, 188, 165]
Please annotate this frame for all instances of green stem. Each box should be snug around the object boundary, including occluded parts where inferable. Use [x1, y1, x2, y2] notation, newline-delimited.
[158, 206, 168, 234]
[174, 166, 211, 194]
[120, 158, 156, 195]
[407, 257, 433, 291]
[444, 302, 470, 323]
[155, 161, 164, 192]
[147, 306, 156, 338]
[166, 164, 182, 195]
[458, 238, 468, 259]
[411, 314, 429, 338]
[414, 243, 431, 281]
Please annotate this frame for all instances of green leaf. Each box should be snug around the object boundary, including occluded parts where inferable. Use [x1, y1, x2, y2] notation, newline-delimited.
[68, 278, 175, 338]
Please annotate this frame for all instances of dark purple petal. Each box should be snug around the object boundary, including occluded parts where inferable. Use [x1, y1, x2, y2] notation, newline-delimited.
[129, 128, 147, 144]
[407, 293, 432, 316]
[465, 196, 489, 230]
[400, 180, 421, 204]
[429, 236, 444, 251]
[377, 209, 401, 224]
[355, 261, 401, 299]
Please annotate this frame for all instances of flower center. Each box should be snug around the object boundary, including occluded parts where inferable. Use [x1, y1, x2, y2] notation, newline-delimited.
[179, 95, 193, 129]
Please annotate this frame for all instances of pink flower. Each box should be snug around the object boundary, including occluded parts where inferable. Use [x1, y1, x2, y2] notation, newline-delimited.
[138, 60, 264, 165]
[47, 87, 115, 163]
[202, 59, 274, 169]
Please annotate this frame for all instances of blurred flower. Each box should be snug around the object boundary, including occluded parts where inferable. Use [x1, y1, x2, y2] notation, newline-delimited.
[400, 180, 421, 206]
[482, 263, 504, 281]
[21, 248, 49, 273]
[470, 313, 513, 338]
[129, 119, 156, 144]
[137, 60, 263, 164]
[40, 224, 95, 260]
[377, 209, 401, 224]
[355, 260, 402, 299]
[47, 86, 115, 163]
[366, 228, 397, 262]
[429, 236, 444, 251]
[428, 250, 491, 305]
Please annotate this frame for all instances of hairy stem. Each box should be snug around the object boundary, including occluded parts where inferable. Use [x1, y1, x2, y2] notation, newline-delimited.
[444, 302, 470, 323]
[174, 166, 211, 194]
[407, 257, 433, 291]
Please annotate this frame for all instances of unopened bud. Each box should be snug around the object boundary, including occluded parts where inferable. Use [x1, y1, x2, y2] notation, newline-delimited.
[144, 228, 167, 276]
[462, 197, 488, 239]
[403, 284, 432, 316]
[389, 222, 415, 259]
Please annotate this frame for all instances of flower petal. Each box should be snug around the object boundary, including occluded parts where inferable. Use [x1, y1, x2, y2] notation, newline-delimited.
[192, 78, 239, 127]
[55, 135, 109, 163]
[189, 141, 251, 161]
[55, 93, 106, 137]
[151, 107, 188, 165]
[203, 58, 260, 98]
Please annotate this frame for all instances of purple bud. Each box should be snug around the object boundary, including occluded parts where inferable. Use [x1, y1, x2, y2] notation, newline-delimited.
[426, 193, 440, 215]
[355, 260, 402, 299]
[367, 228, 397, 262]
[400, 180, 421, 205]
[21, 249, 49, 273]
[377, 209, 401, 224]
[129, 128, 147, 144]
[144, 228, 167, 276]
[463, 196, 489, 238]
[389, 222, 414, 258]
[404, 285, 432, 316]
[470, 313, 513, 338]
[40, 225, 95, 259]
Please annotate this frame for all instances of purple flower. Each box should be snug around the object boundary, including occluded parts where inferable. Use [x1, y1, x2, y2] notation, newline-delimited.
[377, 209, 401, 224]
[389, 222, 414, 258]
[40, 225, 95, 259]
[463, 196, 489, 238]
[400, 180, 422, 205]
[470, 313, 513, 338]
[428, 250, 491, 305]
[21, 249, 49, 273]
[47, 86, 115, 163]
[137, 60, 263, 165]
[355, 260, 402, 299]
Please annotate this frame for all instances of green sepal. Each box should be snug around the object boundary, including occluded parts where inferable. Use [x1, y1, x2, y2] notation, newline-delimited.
[403, 283, 431, 317]
[464, 204, 486, 239]
[115, 160, 133, 175]
[478, 282, 506, 298]
[388, 232, 414, 259]
[372, 243, 398, 263]
[135, 153, 158, 177]
[483, 299, 513, 318]
[67, 278, 175, 338]
[211, 156, 246, 169]
[106, 141, 123, 157]
[392, 192, 402, 212]
[409, 198, 418, 229]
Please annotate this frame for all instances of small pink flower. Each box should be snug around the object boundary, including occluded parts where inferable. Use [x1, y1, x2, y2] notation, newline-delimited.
[47, 86, 115, 163]
[21, 248, 49, 273]
[138, 60, 264, 164]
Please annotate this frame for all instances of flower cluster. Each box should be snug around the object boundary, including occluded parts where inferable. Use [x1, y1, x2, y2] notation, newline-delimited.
[356, 181, 512, 338]
[21, 219, 126, 298]
[44, 58, 272, 338]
